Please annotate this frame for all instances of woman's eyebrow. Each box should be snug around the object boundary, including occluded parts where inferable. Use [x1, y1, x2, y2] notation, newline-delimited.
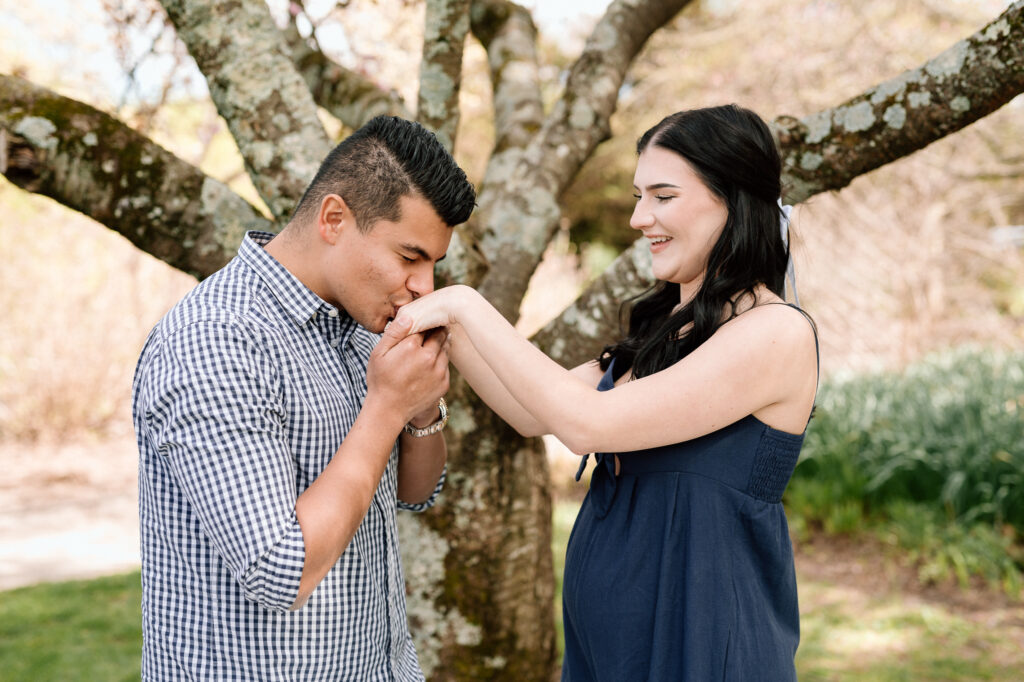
[633, 182, 682, 190]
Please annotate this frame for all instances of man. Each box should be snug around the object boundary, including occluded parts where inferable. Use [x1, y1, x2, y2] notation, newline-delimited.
[131, 115, 476, 680]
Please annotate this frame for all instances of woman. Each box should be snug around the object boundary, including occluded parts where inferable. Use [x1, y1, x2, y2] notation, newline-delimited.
[394, 104, 817, 681]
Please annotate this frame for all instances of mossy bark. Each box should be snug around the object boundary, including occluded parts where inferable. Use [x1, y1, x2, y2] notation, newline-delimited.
[777, 0, 1024, 204]
[403, 379, 557, 681]
[159, 0, 330, 222]
[0, 75, 270, 279]
[418, 0, 471, 152]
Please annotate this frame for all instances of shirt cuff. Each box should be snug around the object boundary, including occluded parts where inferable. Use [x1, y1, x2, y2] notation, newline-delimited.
[241, 518, 305, 611]
[397, 465, 446, 512]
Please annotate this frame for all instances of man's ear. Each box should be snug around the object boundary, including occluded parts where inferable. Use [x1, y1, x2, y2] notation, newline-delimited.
[316, 194, 353, 245]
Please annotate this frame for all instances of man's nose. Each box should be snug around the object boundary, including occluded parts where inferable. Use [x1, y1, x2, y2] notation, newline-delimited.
[408, 265, 434, 298]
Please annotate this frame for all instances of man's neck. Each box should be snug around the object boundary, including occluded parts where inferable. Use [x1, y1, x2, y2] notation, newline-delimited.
[263, 225, 325, 300]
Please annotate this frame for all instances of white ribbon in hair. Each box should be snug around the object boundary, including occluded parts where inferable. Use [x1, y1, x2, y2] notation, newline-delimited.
[778, 199, 799, 306]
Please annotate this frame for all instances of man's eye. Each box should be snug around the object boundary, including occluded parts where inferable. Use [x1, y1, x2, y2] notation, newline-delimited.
[401, 255, 416, 263]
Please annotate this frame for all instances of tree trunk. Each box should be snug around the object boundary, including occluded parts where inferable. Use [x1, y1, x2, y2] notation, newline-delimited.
[400, 380, 556, 681]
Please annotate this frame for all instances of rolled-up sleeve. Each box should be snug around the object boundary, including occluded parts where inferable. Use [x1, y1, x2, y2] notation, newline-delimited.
[141, 319, 305, 611]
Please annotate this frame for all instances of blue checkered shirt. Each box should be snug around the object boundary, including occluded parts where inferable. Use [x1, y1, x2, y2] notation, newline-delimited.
[132, 231, 443, 681]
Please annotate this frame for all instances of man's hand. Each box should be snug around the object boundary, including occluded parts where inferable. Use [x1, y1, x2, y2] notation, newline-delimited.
[367, 317, 450, 425]
[293, 320, 449, 608]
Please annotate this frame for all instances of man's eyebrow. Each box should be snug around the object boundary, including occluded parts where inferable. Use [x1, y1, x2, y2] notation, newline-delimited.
[401, 243, 447, 262]
[632, 182, 682, 191]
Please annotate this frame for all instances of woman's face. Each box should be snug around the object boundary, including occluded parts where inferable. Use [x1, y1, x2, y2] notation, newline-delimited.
[630, 146, 728, 295]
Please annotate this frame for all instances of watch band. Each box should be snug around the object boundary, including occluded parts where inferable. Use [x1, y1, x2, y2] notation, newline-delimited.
[403, 398, 449, 437]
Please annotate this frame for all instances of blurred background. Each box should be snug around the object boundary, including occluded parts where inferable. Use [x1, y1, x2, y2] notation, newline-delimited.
[1, 0, 1022, 679]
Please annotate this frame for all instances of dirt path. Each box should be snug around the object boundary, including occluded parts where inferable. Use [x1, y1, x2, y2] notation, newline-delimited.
[0, 436, 140, 590]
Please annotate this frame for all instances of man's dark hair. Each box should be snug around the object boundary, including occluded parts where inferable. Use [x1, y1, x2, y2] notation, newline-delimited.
[291, 116, 476, 230]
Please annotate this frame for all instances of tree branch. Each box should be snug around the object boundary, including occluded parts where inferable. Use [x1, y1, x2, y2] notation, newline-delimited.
[282, 17, 412, 130]
[777, 0, 1024, 203]
[469, 0, 544, 154]
[0, 74, 271, 279]
[538, 0, 1024, 363]
[418, 0, 471, 151]
[473, 0, 694, 320]
[532, 0, 694, 196]
[159, 0, 330, 222]
[532, 238, 652, 367]
[438, 0, 546, 290]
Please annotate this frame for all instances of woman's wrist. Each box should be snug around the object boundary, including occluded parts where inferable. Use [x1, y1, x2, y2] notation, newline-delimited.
[450, 285, 481, 328]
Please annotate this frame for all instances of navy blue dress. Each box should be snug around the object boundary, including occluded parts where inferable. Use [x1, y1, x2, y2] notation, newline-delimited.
[561, 360, 807, 681]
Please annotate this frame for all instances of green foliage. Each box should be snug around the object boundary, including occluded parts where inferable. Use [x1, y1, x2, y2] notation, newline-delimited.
[789, 347, 1024, 593]
[0, 572, 142, 681]
[882, 501, 1023, 596]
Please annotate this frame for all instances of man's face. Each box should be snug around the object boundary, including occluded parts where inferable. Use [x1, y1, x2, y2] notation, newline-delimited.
[326, 194, 452, 333]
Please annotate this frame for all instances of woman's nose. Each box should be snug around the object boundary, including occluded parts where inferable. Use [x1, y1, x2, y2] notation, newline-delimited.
[630, 203, 654, 231]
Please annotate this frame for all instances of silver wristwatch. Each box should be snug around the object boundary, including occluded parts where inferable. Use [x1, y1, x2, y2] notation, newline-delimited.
[403, 398, 449, 437]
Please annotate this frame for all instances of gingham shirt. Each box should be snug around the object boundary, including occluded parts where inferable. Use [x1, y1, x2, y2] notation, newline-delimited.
[132, 231, 442, 681]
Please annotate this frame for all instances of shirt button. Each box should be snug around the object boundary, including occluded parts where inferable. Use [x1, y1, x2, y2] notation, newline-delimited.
[328, 308, 338, 318]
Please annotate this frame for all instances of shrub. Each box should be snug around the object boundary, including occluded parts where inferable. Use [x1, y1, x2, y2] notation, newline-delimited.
[794, 347, 1024, 531]
[788, 347, 1024, 594]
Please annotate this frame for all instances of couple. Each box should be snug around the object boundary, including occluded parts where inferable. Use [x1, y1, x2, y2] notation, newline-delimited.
[132, 107, 816, 681]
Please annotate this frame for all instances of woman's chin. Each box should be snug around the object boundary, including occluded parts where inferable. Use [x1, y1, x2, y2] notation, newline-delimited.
[650, 264, 674, 282]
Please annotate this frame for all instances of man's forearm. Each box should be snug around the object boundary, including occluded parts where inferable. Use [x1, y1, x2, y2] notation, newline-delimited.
[396, 410, 448, 504]
[292, 395, 404, 608]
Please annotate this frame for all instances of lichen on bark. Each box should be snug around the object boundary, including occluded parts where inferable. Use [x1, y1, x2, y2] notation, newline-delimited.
[418, 0, 471, 152]
[777, 0, 1024, 203]
[0, 74, 270, 278]
[159, 0, 330, 222]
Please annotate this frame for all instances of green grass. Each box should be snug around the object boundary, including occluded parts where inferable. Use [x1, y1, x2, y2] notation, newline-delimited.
[552, 498, 582, 661]
[796, 577, 1024, 681]
[0, 572, 142, 681]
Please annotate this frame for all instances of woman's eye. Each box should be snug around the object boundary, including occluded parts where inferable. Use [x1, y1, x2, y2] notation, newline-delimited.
[632, 193, 642, 200]
[655, 195, 673, 202]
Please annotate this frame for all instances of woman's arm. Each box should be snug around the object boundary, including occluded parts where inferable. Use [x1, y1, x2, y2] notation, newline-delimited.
[396, 285, 817, 454]
[444, 322, 605, 437]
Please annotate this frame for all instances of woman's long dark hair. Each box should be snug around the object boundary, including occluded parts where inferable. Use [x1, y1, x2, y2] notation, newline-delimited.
[600, 105, 790, 380]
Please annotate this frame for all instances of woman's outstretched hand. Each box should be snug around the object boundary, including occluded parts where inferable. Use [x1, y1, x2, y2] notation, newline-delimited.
[393, 285, 471, 335]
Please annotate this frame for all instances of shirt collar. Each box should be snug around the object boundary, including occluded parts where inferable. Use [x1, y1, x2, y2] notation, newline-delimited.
[238, 231, 345, 330]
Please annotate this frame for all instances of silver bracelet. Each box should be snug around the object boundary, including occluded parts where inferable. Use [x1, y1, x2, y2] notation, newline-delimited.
[403, 398, 449, 437]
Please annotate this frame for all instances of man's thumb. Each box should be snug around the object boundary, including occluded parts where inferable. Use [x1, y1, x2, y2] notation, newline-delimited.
[376, 315, 412, 354]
